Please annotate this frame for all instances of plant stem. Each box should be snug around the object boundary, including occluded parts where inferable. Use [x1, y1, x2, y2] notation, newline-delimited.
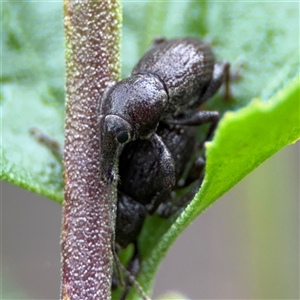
[61, 1, 121, 299]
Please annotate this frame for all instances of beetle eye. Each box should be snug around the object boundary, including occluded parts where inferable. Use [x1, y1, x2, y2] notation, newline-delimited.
[117, 131, 129, 144]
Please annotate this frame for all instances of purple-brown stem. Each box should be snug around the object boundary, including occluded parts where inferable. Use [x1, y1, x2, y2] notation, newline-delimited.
[61, 1, 121, 299]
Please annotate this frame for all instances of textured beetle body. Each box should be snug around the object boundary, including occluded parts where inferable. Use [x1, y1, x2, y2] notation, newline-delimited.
[116, 122, 201, 248]
[100, 37, 228, 186]
[132, 37, 215, 116]
[117, 121, 199, 220]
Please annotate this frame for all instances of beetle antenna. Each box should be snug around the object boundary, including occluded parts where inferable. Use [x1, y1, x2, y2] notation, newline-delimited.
[112, 250, 151, 300]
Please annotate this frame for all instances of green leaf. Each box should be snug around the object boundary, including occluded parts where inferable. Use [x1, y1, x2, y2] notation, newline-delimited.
[1, 2, 65, 202]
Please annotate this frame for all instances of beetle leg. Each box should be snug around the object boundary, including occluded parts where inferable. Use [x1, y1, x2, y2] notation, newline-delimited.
[145, 187, 171, 214]
[152, 36, 167, 45]
[111, 243, 125, 291]
[114, 193, 151, 299]
[158, 156, 205, 218]
[114, 194, 149, 299]
[116, 192, 147, 249]
[199, 61, 231, 104]
[168, 110, 219, 143]
[113, 241, 149, 300]
[158, 185, 199, 218]
[29, 127, 63, 163]
[182, 156, 206, 188]
[150, 133, 176, 188]
[119, 242, 146, 300]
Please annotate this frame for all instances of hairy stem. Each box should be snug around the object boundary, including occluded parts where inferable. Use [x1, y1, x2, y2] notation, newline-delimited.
[61, 1, 121, 299]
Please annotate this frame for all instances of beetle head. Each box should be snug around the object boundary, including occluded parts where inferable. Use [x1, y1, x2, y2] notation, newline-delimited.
[100, 74, 168, 184]
[101, 74, 168, 136]
[100, 114, 134, 184]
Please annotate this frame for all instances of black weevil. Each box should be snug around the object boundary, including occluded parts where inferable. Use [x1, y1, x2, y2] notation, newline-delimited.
[99, 37, 230, 188]
[100, 37, 231, 298]
[114, 121, 205, 299]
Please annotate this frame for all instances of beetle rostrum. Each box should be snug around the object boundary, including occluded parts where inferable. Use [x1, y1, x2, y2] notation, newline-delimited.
[99, 37, 229, 188]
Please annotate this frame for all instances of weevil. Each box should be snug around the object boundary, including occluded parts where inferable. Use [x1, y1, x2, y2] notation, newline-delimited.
[100, 37, 231, 298]
[99, 37, 230, 188]
[114, 121, 205, 299]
